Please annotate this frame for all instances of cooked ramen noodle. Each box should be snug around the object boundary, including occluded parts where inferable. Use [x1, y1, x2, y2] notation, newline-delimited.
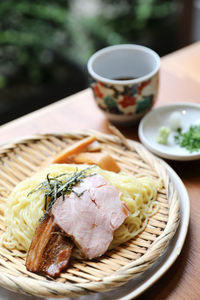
[0, 164, 160, 254]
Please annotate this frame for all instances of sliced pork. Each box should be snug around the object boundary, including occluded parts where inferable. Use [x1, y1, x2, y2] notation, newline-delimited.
[52, 174, 129, 259]
[26, 214, 73, 278]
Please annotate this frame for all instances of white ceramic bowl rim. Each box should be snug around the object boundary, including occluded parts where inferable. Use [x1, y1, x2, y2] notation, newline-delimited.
[87, 44, 160, 85]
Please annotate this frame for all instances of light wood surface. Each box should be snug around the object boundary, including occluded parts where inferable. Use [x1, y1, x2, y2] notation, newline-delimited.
[0, 42, 200, 300]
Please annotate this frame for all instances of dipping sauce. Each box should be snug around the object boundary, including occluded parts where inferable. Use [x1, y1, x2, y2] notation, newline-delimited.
[112, 77, 138, 81]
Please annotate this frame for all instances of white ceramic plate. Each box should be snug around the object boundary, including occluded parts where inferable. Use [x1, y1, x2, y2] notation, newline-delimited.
[138, 103, 200, 160]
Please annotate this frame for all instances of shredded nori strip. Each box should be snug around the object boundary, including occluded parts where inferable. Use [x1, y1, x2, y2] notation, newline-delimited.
[28, 167, 95, 213]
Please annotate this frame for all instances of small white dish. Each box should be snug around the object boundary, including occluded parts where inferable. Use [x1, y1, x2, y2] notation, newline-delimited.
[139, 102, 200, 161]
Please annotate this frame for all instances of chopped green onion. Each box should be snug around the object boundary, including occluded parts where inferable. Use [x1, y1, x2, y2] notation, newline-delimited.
[174, 125, 200, 153]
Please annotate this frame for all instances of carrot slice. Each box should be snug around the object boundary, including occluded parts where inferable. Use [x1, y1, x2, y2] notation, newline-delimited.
[73, 152, 121, 173]
[51, 136, 96, 164]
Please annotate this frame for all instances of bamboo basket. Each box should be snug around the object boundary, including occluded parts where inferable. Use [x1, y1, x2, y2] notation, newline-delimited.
[0, 131, 180, 298]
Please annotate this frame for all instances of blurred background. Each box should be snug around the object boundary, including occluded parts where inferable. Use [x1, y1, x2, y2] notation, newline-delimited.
[0, 0, 199, 125]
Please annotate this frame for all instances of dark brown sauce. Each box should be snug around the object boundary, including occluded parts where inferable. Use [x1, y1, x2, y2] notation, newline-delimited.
[112, 76, 138, 81]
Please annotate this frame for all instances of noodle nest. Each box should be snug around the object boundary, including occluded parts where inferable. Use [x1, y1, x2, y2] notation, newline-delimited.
[0, 164, 160, 254]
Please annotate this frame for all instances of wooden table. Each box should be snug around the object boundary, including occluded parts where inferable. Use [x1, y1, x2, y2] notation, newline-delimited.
[0, 42, 200, 300]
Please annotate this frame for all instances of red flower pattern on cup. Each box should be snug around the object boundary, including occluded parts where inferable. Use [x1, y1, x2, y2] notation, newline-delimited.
[138, 79, 151, 95]
[99, 81, 104, 87]
[93, 84, 103, 98]
[119, 95, 137, 108]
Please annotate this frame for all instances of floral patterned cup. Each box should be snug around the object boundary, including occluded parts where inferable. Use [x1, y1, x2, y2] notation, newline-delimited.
[87, 44, 160, 124]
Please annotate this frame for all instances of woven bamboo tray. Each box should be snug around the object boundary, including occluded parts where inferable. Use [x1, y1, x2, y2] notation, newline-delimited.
[0, 131, 180, 298]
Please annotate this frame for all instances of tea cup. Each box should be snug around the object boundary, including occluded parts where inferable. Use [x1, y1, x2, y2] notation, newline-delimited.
[87, 44, 160, 124]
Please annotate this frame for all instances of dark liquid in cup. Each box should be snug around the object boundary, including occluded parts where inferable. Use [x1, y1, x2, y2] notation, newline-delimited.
[112, 76, 138, 80]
